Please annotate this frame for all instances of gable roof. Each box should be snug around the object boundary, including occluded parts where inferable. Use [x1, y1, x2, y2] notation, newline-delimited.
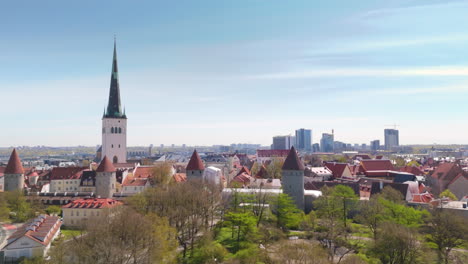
[237, 166, 251, 176]
[5, 149, 24, 174]
[324, 162, 350, 178]
[282, 147, 304, 171]
[50, 167, 87, 180]
[186, 150, 205, 170]
[96, 156, 116, 173]
[5, 215, 61, 248]
[255, 165, 269, 179]
[360, 159, 394, 172]
[400, 166, 425, 176]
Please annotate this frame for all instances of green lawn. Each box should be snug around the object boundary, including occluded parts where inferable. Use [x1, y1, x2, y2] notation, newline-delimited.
[61, 229, 83, 240]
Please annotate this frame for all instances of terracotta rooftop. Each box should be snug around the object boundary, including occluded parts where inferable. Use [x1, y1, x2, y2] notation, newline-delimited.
[360, 159, 394, 172]
[122, 176, 149, 187]
[50, 167, 87, 180]
[5, 149, 24, 174]
[133, 166, 154, 178]
[237, 166, 251, 176]
[62, 198, 122, 209]
[96, 156, 116, 173]
[6, 215, 61, 247]
[282, 147, 305, 171]
[186, 150, 205, 170]
[324, 162, 350, 178]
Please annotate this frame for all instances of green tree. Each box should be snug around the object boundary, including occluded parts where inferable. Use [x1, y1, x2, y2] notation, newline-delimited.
[0, 193, 11, 221]
[370, 222, 421, 264]
[46, 205, 62, 216]
[224, 212, 258, 253]
[266, 158, 283, 179]
[380, 185, 405, 204]
[426, 210, 468, 264]
[331, 185, 358, 228]
[273, 193, 303, 229]
[250, 162, 259, 176]
[378, 198, 427, 228]
[439, 189, 457, 200]
[6, 190, 31, 222]
[355, 196, 385, 240]
[152, 161, 174, 186]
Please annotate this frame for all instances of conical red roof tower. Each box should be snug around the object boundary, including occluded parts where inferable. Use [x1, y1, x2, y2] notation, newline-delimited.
[96, 156, 116, 173]
[186, 150, 205, 170]
[282, 146, 304, 171]
[5, 149, 24, 174]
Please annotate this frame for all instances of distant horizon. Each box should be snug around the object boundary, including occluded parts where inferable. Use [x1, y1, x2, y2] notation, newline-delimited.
[3, 1, 468, 146]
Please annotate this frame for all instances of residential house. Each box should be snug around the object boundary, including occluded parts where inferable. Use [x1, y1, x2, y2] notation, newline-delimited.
[61, 198, 122, 228]
[1, 215, 61, 261]
[49, 167, 87, 192]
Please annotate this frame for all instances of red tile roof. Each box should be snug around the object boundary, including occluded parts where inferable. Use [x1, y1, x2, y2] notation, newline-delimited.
[5, 149, 24, 174]
[62, 198, 122, 209]
[282, 147, 304, 171]
[324, 162, 349, 178]
[50, 167, 87, 180]
[6, 215, 61, 247]
[257, 149, 290, 157]
[231, 172, 252, 185]
[96, 156, 116, 173]
[360, 159, 394, 172]
[186, 150, 205, 170]
[122, 176, 149, 186]
[237, 166, 251, 176]
[400, 166, 425, 176]
[133, 166, 154, 178]
[255, 165, 269, 179]
[173, 173, 187, 183]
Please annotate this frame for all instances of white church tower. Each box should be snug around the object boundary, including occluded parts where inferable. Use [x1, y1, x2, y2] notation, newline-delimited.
[102, 39, 127, 163]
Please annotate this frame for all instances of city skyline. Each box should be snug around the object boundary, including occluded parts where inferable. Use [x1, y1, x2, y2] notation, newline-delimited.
[3, 0, 468, 146]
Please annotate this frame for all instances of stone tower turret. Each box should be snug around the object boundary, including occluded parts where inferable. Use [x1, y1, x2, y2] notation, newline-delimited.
[95, 156, 116, 198]
[281, 146, 305, 211]
[4, 149, 25, 192]
[186, 150, 205, 180]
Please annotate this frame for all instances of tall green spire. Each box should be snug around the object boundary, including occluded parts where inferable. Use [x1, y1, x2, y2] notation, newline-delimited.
[104, 38, 126, 119]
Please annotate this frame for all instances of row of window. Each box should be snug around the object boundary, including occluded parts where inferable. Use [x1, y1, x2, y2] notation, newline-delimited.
[111, 127, 123, 134]
[70, 211, 100, 217]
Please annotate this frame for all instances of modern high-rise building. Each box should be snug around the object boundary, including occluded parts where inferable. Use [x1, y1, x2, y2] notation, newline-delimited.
[384, 129, 399, 150]
[102, 40, 127, 163]
[272, 135, 295, 150]
[295, 128, 312, 151]
[370, 140, 380, 151]
[320, 133, 334, 153]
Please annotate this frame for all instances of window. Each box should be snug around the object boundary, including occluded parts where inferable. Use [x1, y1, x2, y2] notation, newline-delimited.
[118, 144, 120, 148]
[112, 144, 114, 148]
[76, 211, 79, 216]
[71, 220, 74, 224]
[119, 127, 122, 133]
[111, 127, 114, 133]
[71, 211, 74, 216]
[91, 211, 94, 217]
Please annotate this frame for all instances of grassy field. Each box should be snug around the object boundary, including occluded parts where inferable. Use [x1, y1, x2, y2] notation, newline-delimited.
[61, 229, 83, 240]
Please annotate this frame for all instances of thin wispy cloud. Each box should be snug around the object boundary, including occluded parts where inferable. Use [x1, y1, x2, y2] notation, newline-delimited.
[249, 66, 468, 80]
[360, 0, 468, 18]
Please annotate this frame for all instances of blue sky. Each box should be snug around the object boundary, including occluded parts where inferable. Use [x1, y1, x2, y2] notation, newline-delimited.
[2, 0, 468, 147]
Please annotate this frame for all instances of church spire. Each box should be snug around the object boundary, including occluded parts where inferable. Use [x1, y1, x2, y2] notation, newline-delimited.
[105, 38, 126, 119]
